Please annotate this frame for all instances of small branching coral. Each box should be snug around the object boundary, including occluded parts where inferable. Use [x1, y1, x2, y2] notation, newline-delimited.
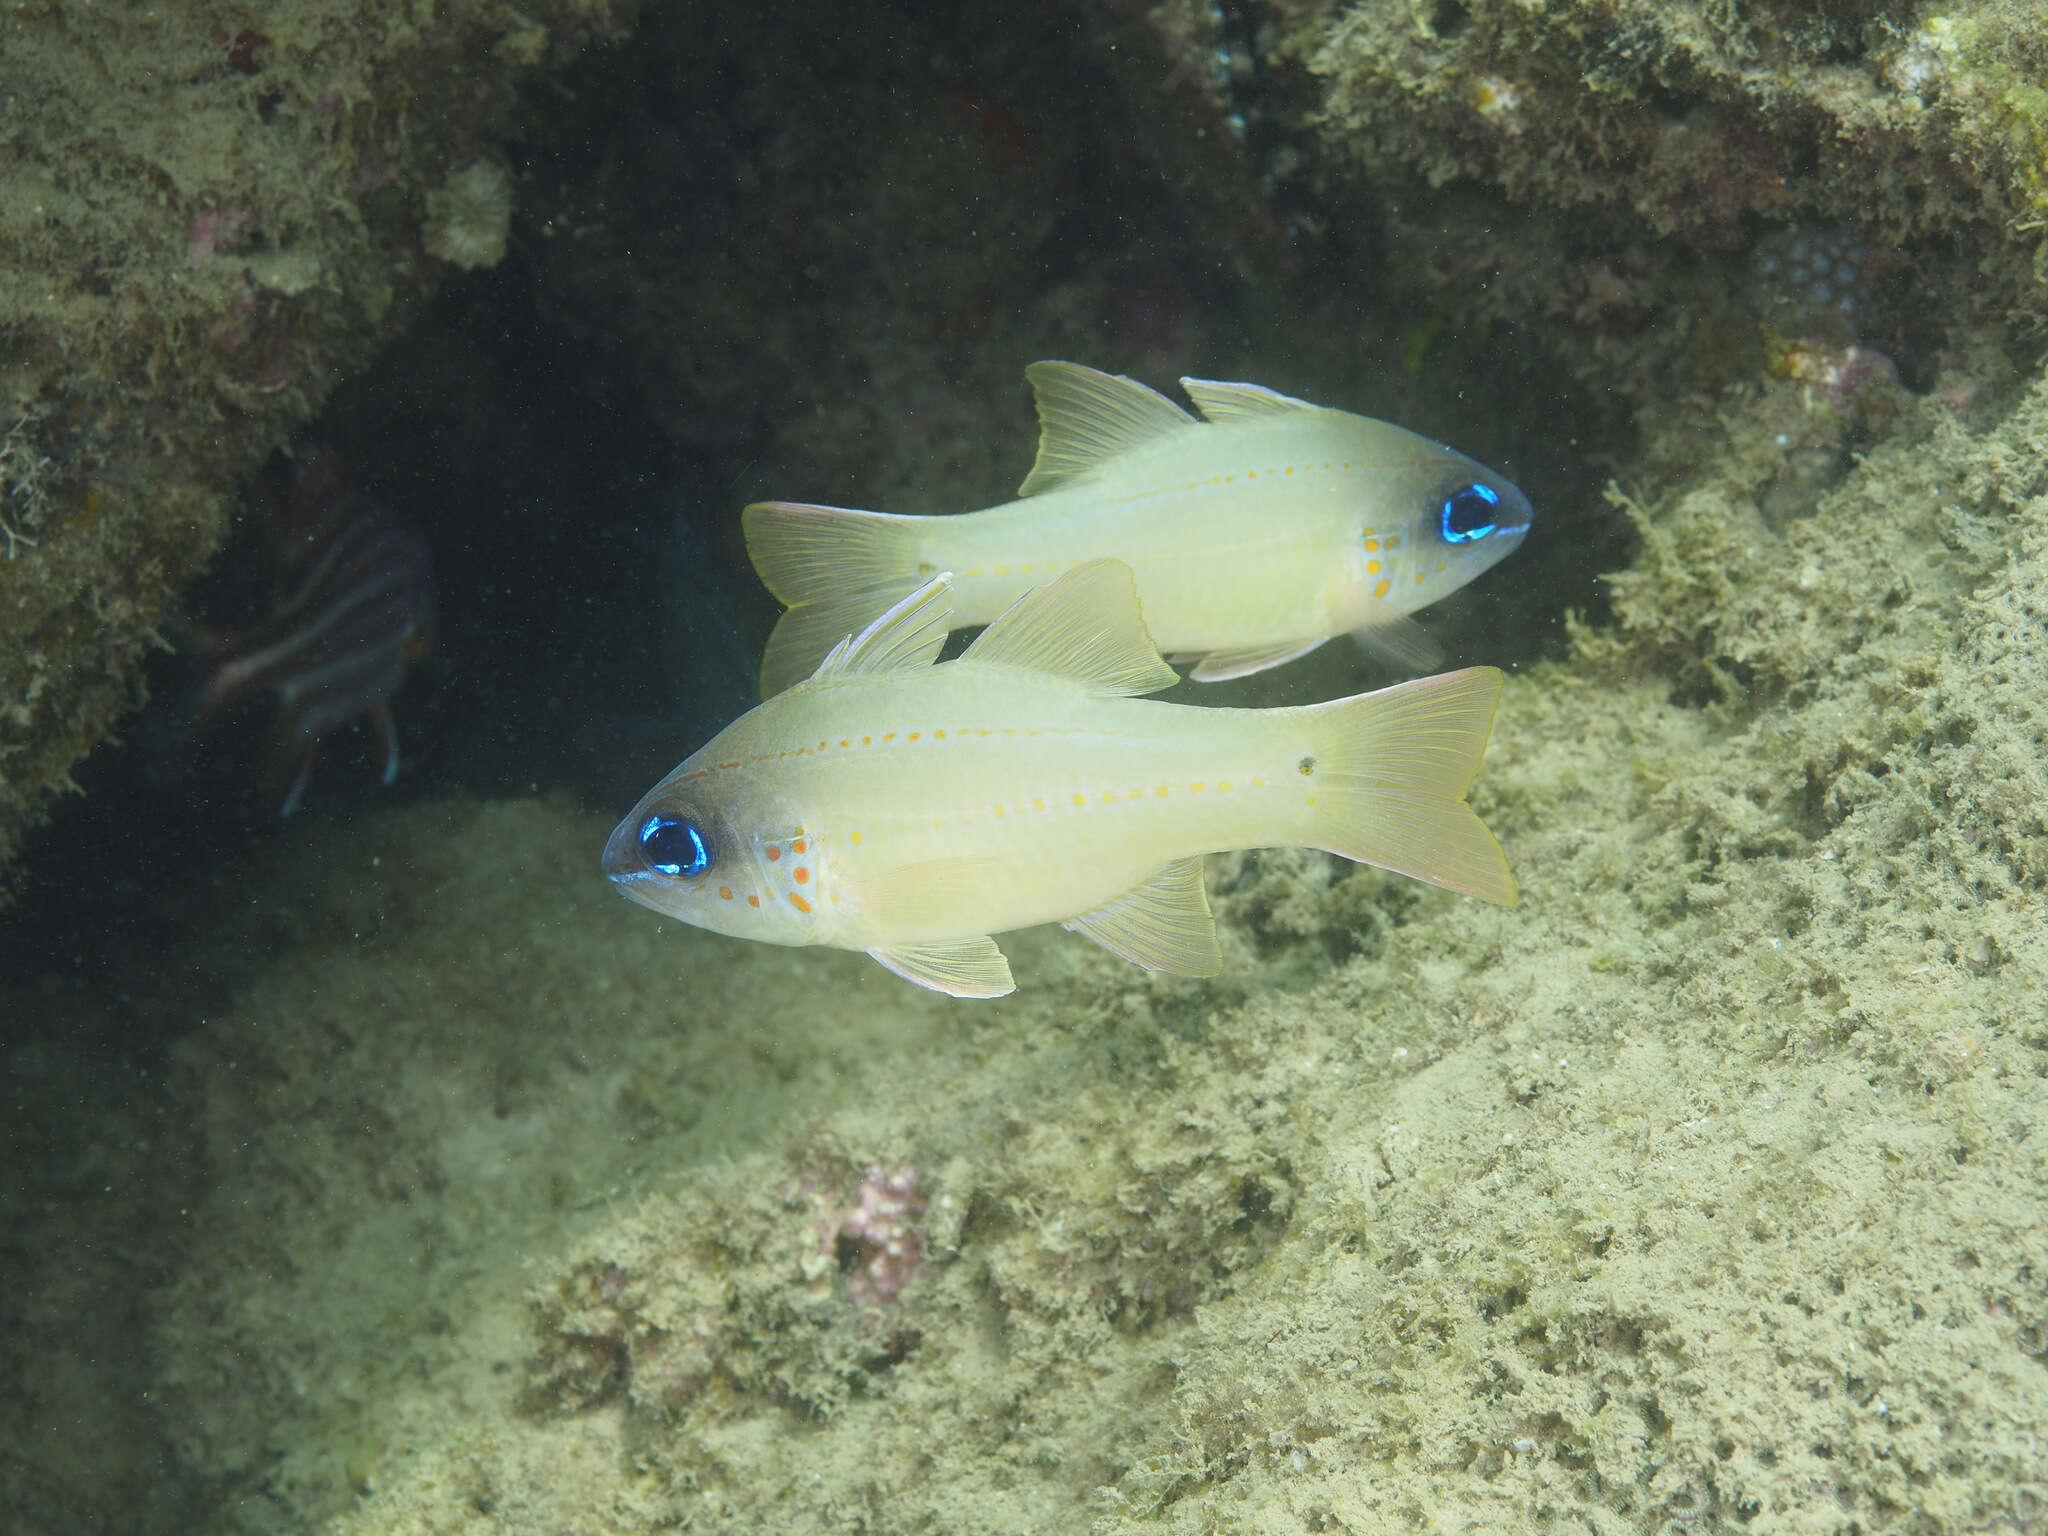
[0, 413, 52, 559]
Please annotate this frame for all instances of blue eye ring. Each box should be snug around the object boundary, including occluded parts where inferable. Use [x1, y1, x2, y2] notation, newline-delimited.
[1440, 483, 1501, 544]
[638, 813, 713, 878]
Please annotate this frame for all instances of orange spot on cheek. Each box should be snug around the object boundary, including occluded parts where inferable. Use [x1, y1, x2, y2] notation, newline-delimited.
[747, 895, 761, 908]
[788, 892, 812, 914]
[793, 866, 810, 884]
[719, 886, 733, 900]
[792, 839, 806, 854]
[766, 845, 781, 861]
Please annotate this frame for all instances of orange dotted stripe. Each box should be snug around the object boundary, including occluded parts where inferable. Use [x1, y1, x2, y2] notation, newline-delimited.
[1004, 775, 1270, 819]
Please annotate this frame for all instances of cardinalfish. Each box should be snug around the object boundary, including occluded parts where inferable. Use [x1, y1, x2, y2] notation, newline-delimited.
[188, 453, 434, 816]
[743, 361, 1532, 698]
[604, 560, 1514, 998]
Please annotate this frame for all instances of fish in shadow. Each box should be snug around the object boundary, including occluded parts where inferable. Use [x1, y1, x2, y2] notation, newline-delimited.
[175, 450, 435, 817]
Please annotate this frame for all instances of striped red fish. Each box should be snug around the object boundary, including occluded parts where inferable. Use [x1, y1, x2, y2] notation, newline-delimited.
[191, 453, 434, 816]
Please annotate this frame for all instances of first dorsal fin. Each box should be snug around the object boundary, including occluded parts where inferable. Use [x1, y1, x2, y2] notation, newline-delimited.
[1179, 376, 1323, 424]
[963, 559, 1179, 696]
[1017, 361, 1195, 497]
[810, 573, 953, 681]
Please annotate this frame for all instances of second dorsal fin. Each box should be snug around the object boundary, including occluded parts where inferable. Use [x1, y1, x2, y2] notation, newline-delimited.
[963, 559, 1179, 696]
[1017, 361, 1196, 497]
[1179, 375, 1322, 424]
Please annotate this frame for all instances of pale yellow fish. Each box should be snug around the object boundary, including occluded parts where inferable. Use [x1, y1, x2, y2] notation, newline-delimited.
[743, 360, 1532, 698]
[604, 560, 1515, 998]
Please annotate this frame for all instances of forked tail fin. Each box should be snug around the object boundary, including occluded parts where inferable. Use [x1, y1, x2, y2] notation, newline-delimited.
[1299, 666, 1517, 905]
[742, 501, 927, 697]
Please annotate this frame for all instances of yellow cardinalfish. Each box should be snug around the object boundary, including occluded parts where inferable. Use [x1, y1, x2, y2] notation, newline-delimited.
[743, 361, 1532, 698]
[604, 559, 1515, 998]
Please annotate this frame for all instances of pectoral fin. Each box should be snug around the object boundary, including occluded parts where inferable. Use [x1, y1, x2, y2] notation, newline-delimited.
[868, 936, 1016, 998]
[1064, 856, 1221, 976]
[1350, 613, 1444, 675]
[841, 855, 1003, 928]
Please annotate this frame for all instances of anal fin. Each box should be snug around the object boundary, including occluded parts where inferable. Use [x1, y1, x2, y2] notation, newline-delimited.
[1064, 856, 1220, 976]
[1189, 637, 1328, 682]
[868, 936, 1016, 998]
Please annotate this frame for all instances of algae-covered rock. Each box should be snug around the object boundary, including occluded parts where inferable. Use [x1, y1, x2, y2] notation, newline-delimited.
[45, 367, 2028, 1532]
[0, 0, 641, 904]
[3, 0, 2047, 1532]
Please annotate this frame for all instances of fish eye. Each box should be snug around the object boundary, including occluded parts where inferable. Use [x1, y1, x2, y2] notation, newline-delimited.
[637, 813, 713, 878]
[1439, 483, 1501, 544]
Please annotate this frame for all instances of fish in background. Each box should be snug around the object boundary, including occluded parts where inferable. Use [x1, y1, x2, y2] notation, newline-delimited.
[744, 361, 1532, 698]
[605, 560, 1514, 998]
[183, 451, 434, 817]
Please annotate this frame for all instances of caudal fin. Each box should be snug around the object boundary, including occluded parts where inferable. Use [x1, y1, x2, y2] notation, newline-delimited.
[1299, 666, 1517, 905]
[742, 501, 928, 697]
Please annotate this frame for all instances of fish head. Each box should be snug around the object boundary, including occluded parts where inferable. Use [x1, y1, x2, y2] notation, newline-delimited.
[1338, 445, 1533, 624]
[602, 723, 825, 947]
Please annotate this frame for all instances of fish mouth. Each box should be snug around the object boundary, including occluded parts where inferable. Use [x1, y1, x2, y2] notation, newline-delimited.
[602, 813, 654, 895]
[1491, 481, 1536, 541]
